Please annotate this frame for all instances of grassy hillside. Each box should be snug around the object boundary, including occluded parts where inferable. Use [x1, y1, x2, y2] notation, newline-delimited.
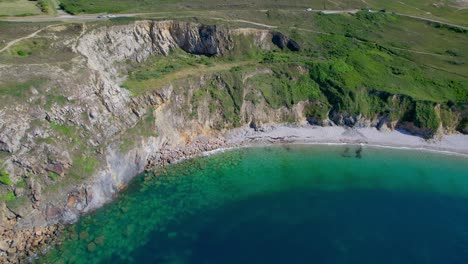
[58, 0, 468, 27]
[120, 11, 467, 137]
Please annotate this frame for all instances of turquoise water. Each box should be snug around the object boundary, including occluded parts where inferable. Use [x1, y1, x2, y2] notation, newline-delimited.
[40, 145, 468, 264]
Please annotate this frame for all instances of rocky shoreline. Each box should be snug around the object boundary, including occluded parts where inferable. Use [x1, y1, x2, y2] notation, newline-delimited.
[2, 124, 468, 263]
[228, 124, 468, 156]
[0, 212, 63, 263]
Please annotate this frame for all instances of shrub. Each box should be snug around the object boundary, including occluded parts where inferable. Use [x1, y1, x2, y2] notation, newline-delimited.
[457, 117, 468, 134]
[1, 191, 16, 202]
[49, 172, 59, 181]
[17, 50, 27, 56]
[414, 102, 440, 131]
[304, 101, 330, 123]
[0, 169, 11, 186]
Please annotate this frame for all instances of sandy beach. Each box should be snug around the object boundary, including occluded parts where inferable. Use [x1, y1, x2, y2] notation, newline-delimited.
[226, 124, 468, 156]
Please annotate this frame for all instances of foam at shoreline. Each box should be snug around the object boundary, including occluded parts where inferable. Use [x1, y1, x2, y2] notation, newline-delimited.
[224, 125, 468, 157]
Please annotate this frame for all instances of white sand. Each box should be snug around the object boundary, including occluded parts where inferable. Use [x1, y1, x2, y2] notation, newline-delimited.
[226, 124, 468, 156]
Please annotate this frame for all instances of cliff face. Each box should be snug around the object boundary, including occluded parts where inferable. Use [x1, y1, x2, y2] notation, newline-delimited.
[0, 18, 463, 263]
[0, 20, 303, 262]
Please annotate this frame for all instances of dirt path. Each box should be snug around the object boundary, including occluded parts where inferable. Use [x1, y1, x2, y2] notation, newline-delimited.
[0, 24, 62, 54]
[210, 17, 278, 29]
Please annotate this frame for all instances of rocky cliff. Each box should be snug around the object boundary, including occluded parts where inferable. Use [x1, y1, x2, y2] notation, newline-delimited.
[0, 20, 303, 262]
[0, 18, 464, 263]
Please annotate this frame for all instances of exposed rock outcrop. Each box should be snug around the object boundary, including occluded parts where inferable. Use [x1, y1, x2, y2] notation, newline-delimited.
[0, 20, 304, 263]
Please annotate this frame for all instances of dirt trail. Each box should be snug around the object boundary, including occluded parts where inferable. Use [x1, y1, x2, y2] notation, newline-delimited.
[210, 17, 278, 29]
[0, 24, 63, 54]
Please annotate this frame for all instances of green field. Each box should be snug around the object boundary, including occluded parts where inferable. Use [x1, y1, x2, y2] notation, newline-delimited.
[58, 0, 468, 27]
[0, 0, 42, 16]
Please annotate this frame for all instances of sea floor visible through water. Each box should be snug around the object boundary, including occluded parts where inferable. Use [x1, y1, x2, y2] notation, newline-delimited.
[39, 145, 468, 264]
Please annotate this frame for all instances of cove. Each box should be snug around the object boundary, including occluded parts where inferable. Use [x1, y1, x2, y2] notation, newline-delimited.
[39, 145, 468, 264]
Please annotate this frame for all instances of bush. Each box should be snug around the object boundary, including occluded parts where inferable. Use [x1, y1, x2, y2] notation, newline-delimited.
[17, 50, 27, 56]
[458, 117, 468, 134]
[0, 169, 11, 186]
[414, 102, 440, 131]
[304, 101, 330, 123]
[49, 172, 59, 181]
[1, 191, 16, 202]
[37, 0, 50, 13]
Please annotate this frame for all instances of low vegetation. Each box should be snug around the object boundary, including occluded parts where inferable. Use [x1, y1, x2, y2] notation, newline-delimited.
[9, 37, 49, 58]
[122, 11, 467, 137]
[0, 79, 46, 97]
[119, 110, 156, 152]
[0, 0, 42, 17]
[1, 191, 16, 202]
[0, 169, 11, 186]
[56, 0, 468, 28]
[414, 102, 440, 132]
[35, 0, 55, 15]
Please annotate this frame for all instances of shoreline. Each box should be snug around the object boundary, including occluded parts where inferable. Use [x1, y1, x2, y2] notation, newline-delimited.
[5, 124, 468, 263]
[224, 125, 468, 157]
[204, 141, 468, 159]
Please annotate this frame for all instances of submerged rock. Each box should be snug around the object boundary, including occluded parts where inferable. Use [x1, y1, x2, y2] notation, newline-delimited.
[87, 242, 96, 252]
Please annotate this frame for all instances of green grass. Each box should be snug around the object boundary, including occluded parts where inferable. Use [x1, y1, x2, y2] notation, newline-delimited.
[247, 64, 323, 109]
[0, 79, 46, 97]
[44, 94, 68, 110]
[15, 178, 27, 188]
[123, 50, 257, 96]
[50, 121, 76, 138]
[0, 169, 11, 186]
[125, 49, 216, 83]
[414, 101, 440, 132]
[119, 110, 156, 152]
[48, 171, 59, 181]
[56, 0, 468, 28]
[120, 11, 467, 135]
[69, 155, 99, 180]
[0, 0, 42, 16]
[0, 21, 51, 51]
[9, 37, 49, 58]
[36, 0, 56, 15]
[58, 0, 330, 15]
[0, 191, 16, 202]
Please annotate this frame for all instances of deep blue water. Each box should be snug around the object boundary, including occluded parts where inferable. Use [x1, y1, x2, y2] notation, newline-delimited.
[40, 145, 468, 264]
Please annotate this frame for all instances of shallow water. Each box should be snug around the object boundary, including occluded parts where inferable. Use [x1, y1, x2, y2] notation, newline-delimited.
[39, 145, 468, 264]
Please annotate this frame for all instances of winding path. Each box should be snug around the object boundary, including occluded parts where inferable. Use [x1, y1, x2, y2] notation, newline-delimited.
[0, 24, 63, 54]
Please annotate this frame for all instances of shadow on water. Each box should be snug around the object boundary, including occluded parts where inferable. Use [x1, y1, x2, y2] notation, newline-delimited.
[341, 146, 352, 158]
[38, 145, 468, 264]
[356, 145, 363, 159]
[125, 188, 468, 264]
[341, 145, 363, 159]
